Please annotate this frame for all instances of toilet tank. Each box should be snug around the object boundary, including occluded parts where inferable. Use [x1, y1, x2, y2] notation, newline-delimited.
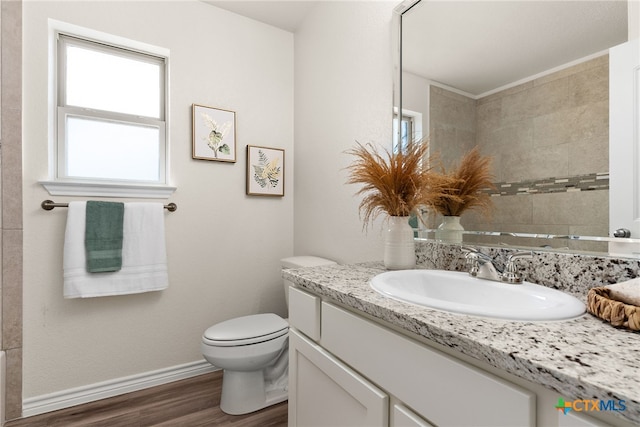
[281, 256, 336, 307]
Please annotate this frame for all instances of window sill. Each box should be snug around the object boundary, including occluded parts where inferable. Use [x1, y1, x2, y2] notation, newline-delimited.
[39, 180, 177, 199]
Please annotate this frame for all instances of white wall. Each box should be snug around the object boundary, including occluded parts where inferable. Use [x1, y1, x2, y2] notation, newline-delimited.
[401, 71, 430, 140]
[630, 0, 639, 40]
[22, 1, 293, 399]
[293, 1, 397, 263]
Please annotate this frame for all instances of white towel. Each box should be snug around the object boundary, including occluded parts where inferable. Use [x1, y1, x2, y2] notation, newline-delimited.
[606, 277, 640, 306]
[64, 201, 169, 298]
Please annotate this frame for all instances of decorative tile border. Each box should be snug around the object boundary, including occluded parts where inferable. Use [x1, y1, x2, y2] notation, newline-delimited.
[484, 173, 609, 196]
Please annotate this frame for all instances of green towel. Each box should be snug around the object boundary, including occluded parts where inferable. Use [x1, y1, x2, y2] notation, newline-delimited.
[85, 201, 125, 273]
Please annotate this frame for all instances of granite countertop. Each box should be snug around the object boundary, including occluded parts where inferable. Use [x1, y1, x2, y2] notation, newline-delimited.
[284, 262, 640, 425]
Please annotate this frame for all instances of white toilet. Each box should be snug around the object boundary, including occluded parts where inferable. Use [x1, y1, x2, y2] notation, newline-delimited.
[201, 256, 336, 415]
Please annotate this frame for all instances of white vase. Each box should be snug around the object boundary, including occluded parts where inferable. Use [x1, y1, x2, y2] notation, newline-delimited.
[384, 216, 416, 270]
[436, 216, 464, 243]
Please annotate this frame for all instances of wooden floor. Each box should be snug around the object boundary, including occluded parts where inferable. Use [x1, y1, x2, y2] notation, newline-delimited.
[5, 371, 288, 427]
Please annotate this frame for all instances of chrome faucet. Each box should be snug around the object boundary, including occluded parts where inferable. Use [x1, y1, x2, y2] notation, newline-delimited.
[461, 246, 532, 284]
[463, 247, 501, 281]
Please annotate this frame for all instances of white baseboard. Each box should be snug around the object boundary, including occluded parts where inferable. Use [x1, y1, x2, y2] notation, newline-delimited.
[22, 360, 218, 418]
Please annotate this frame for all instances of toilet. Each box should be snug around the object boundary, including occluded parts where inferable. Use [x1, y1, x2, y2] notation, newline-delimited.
[201, 256, 336, 415]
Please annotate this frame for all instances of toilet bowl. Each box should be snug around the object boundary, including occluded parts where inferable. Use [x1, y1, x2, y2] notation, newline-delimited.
[201, 256, 336, 415]
[201, 313, 289, 415]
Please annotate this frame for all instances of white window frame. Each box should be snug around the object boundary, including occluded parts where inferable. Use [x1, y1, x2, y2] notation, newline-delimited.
[40, 21, 175, 198]
[393, 107, 423, 154]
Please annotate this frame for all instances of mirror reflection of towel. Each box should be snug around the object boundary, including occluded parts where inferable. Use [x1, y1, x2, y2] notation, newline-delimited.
[85, 201, 124, 273]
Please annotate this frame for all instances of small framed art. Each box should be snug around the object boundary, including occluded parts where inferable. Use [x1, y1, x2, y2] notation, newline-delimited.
[192, 104, 236, 162]
[246, 145, 285, 197]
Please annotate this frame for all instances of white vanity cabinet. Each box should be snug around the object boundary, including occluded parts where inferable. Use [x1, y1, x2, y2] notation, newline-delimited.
[287, 286, 535, 427]
[288, 286, 389, 426]
[289, 329, 389, 426]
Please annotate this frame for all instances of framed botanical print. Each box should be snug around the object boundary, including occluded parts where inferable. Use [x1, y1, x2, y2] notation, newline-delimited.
[192, 104, 236, 162]
[246, 145, 285, 196]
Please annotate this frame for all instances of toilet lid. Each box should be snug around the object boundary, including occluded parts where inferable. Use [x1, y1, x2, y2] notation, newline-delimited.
[203, 313, 288, 347]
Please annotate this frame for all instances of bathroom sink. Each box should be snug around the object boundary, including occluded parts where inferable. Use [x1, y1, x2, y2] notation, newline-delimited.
[370, 269, 586, 321]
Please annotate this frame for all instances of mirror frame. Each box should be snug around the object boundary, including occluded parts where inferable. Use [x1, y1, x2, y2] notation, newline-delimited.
[393, 0, 640, 255]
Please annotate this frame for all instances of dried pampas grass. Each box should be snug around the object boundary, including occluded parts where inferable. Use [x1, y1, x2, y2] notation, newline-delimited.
[345, 142, 495, 229]
[345, 141, 435, 228]
[425, 146, 495, 217]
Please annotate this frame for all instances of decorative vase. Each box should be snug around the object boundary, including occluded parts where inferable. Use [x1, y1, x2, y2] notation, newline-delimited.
[384, 216, 416, 270]
[436, 216, 464, 243]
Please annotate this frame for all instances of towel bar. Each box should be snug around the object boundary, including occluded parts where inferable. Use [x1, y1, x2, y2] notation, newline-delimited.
[41, 200, 177, 212]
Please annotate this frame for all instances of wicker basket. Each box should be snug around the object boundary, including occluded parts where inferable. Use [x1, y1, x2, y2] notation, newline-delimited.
[587, 287, 640, 331]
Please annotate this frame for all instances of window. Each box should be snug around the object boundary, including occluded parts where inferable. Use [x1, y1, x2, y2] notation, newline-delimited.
[42, 30, 174, 197]
[393, 114, 414, 154]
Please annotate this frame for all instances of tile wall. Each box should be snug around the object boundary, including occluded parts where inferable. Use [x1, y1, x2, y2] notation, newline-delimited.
[1, 0, 24, 421]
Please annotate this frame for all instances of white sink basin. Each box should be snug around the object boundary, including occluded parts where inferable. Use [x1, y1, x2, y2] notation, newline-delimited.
[370, 269, 586, 321]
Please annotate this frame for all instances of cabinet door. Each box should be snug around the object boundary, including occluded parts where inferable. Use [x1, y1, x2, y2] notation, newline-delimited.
[288, 329, 389, 427]
[392, 403, 435, 427]
[558, 412, 610, 427]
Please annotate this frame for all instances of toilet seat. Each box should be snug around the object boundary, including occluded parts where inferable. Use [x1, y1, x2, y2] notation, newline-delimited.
[203, 313, 288, 347]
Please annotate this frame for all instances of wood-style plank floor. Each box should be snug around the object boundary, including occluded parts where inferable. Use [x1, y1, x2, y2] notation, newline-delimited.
[5, 371, 288, 427]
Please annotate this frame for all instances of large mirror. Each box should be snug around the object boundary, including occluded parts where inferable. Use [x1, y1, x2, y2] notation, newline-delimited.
[396, 0, 640, 256]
